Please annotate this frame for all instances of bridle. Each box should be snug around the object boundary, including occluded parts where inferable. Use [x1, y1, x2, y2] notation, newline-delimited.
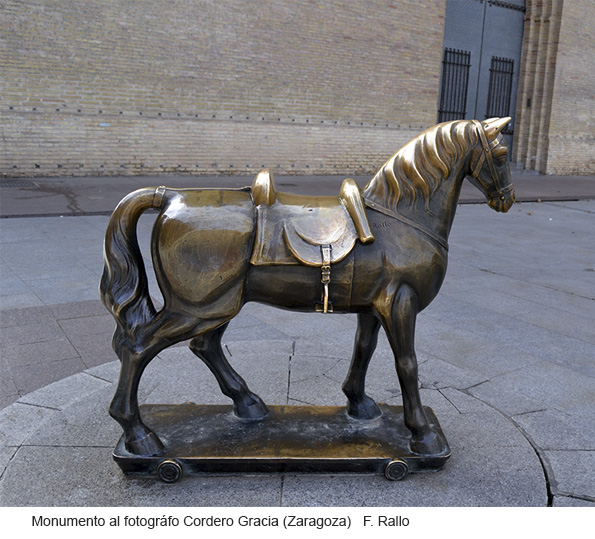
[470, 119, 514, 202]
[363, 120, 514, 252]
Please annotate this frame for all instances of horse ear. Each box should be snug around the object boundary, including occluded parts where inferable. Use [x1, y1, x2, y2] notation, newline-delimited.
[482, 117, 511, 140]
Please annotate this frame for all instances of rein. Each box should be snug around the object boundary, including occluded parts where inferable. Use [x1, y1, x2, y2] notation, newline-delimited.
[363, 197, 449, 252]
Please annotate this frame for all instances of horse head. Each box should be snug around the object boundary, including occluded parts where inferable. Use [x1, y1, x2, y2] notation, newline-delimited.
[467, 117, 515, 213]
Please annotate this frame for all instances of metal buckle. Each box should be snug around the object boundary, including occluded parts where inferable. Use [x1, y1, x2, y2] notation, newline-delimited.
[315, 246, 333, 313]
[153, 186, 167, 209]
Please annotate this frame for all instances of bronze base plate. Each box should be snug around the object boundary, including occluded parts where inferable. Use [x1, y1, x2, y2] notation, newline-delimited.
[113, 404, 450, 481]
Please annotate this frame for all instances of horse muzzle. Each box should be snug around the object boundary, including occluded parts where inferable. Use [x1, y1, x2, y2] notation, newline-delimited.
[488, 185, 515, 213]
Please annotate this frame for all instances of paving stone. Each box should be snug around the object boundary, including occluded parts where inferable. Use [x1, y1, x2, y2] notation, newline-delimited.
[546, 450, 595, 499]
[57, 314, 115, 337]
[552, 495, 595, 507]
[66, 332, 115, 368]
[222, 313, 292, 343]
[24, 385, 121, 448]
[0, 274, 33, 298]
[24, 273, 101, 305]
[442, 265, 595, 320]
[439, 406, 531, 451]
[288, 371, 350, 407]
[0, 446, 18, 477]
[49, 299, 107, 320]
[0, 220, 46, 243]
[0, 305, 54, 327]
[282, 440, 547, 507]
[85, 361, 121, 384]
[486, 363, 595, 420]
[1, 338, 80, 368]
[0, 293, 45, 310]
[467, 379, 547, 417]
[17, 372, 111, 410]
[417, 356, 488, 390]
[418, 387, 459, 416]
[0, 402, 57, 447]
[512, 409, 595, 451]
[0, 446, 283, 506]
[416, 311, 543, 379]
[10, 357, 88, 396]
[0, 391, 20, 411]
[0, 320, 66, 346]
[436, 387, 493, 414]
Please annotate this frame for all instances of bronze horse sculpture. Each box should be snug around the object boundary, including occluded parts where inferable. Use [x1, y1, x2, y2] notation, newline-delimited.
[101, 118, 514, 459]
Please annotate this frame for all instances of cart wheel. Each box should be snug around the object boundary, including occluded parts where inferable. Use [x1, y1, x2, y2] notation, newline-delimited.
[157, 459, 183, 483]
[385, 459, 408, 481]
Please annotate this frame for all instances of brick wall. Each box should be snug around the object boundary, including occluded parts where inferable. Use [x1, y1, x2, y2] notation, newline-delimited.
[546, 0, 595, 175]
[513, 0, 594, 175]
[1, 0, 447, 178]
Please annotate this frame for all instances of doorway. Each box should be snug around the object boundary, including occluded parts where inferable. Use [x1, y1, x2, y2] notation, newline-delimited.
[438, 0, 525, 149]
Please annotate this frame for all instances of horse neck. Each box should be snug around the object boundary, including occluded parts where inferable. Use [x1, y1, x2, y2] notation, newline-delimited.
[429, 160, 469, 240]
[363, 141, 472, 244]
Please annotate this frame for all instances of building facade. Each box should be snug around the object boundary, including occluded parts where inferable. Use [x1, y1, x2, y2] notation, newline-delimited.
[1, 0, 592, 177]
[513, 0, 594, 175]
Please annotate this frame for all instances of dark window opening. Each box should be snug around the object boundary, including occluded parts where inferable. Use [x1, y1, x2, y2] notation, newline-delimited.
[486, 56, 514, 134]
[438, 48, 471, 123]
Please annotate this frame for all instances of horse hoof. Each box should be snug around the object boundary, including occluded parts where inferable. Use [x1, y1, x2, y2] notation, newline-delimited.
[409, 430, 447, 456]
[125, 431, 165, 456]
[346, 397, 382, 420]
[234, 397, 270, 421]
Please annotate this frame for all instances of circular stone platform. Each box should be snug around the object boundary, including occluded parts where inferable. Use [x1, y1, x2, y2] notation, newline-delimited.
[0, 347, 547, 507]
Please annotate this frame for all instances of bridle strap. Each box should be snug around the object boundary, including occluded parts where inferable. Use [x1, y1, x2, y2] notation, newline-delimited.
[470, 119, 511, 199]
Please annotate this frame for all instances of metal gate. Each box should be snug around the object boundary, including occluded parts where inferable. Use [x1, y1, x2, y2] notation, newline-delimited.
[485, 56, 515, 133]
[438, 48, 472, 123]
[438, 0, 525, 147]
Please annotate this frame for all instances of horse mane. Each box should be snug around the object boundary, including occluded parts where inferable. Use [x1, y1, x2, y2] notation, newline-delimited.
[362, 120, 479, 212]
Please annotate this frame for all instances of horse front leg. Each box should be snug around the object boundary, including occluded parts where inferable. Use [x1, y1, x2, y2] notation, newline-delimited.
[342, 312, 382, 419]
[380, 284, 447, 455]
[189, 323, 269, 420]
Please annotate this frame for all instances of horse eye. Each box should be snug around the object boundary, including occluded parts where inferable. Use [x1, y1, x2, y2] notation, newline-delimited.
[493, 150, 508, 164]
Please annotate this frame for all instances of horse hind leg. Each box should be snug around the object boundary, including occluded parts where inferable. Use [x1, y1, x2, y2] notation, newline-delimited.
[110, 337, 165, 456]
[342, 312, 382, 419]
[109, 310, 221, 456]
[189, 323, 269, 420]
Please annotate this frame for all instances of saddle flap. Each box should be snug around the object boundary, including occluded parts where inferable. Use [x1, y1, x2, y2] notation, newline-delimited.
[249, 169, 373, 267]
[282, 218, 358, 266]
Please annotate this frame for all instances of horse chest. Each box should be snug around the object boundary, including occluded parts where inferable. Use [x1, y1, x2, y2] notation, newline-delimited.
[350, 225, 447, 310]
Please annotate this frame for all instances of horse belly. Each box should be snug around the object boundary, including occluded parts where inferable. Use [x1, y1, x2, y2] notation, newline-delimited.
[152, 190, 255, 311]
[245, 256, 356, 313]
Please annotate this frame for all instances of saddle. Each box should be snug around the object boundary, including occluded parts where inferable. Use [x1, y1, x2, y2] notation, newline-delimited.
[250, 170, 374, 312]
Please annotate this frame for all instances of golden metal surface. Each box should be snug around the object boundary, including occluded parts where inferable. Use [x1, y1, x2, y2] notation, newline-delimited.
[101, 119, 514, 466]
[339, 177, 375, 244]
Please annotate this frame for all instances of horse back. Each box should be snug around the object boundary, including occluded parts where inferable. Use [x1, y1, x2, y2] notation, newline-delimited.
[151, 188, 255, 311]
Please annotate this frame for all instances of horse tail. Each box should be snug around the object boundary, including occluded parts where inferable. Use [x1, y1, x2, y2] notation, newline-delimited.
[100, 187, 164, 336]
